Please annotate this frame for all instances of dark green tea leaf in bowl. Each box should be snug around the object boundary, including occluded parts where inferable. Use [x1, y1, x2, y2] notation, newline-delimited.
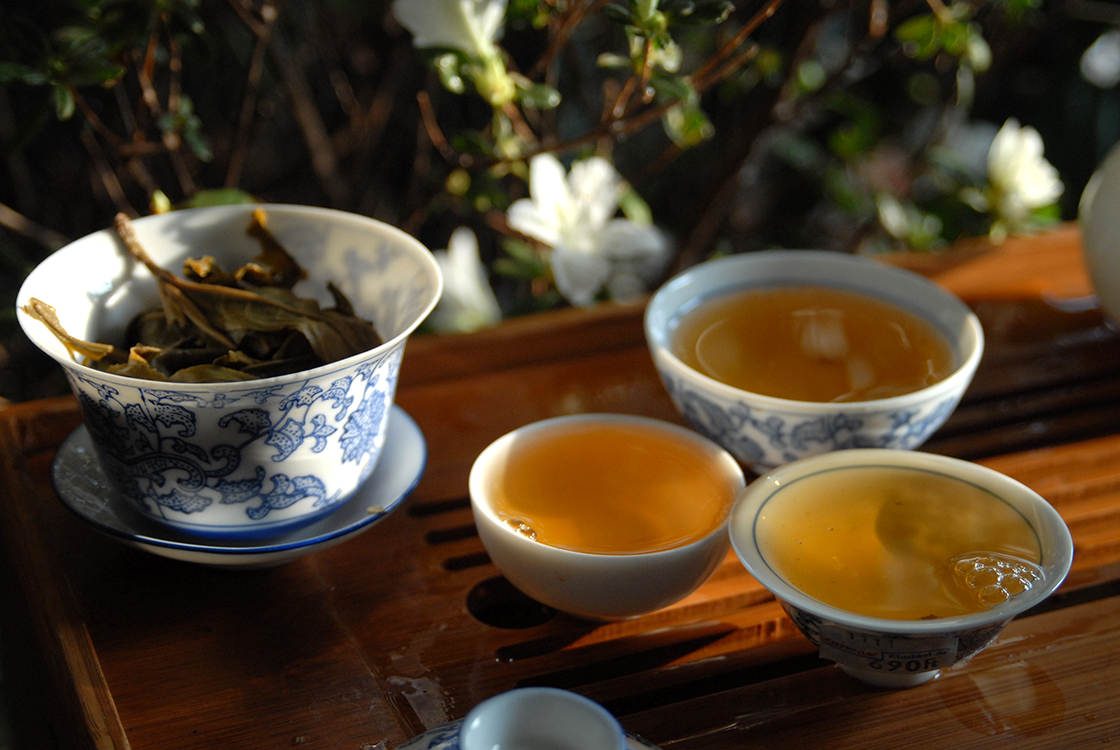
[242, 208, 308, 290]
[29, 209, 383, 383]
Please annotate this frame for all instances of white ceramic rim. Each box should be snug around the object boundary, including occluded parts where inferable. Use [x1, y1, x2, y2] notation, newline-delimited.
[460, 687, 626, 750]
[15, 203, 443, 391]
[729, 448, 1074, 635]
[468, 413, 746, 560]
[643, 250, 985, 414]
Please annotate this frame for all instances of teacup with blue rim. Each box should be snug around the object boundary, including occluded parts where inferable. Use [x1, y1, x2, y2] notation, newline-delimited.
[729, 448, 1073, 688]
[644, 250, 983, 474]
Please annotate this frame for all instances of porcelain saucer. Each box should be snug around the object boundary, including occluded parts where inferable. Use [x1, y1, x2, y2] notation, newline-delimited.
[51, 405, 426, 569]
[396, 718, 662, 750]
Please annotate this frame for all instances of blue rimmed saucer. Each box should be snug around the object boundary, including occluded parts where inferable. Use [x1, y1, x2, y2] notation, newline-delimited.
[51, 405, 426, 569]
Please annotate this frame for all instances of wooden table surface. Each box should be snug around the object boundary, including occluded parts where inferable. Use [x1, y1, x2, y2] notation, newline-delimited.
[3, 224, 1120, 749]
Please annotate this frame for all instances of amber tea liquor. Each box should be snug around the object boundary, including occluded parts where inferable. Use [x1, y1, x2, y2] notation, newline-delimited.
[730, 448, 1074, 688]
[670, 285, 955, 403]
[469, 413, 747, 619]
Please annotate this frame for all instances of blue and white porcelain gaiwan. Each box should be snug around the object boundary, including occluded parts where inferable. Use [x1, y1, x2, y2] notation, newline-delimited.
[17, 204, 441, 541]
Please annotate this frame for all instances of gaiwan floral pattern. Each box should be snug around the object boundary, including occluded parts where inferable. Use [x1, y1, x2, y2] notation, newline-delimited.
[70, 345, 400, 529]
[659, 370, 960, 472]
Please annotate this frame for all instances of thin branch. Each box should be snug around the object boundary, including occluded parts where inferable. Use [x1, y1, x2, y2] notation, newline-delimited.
[430, 0, 790, 169]
[357, 45, 409, 151]
[608, 38, 652, 120]
[692, 42, 760, 93]
[268, 19, 348, 207]
[0, 202, 69, 250]
[80, 129, 135, 217]
[502, 101, 539, 147]
[417, 90, 462, 164]
[226, 0, 277, 188]
[488, 36, 763, 167]
[138, 24, 163, 115]
[529, 0, 612, 80]
[691, 0, 789, 85]
[166, 15, 183, 114]
[923, 0, 955, 23]
[70, 88, 124, 148]
[404, 103, 436, 235]
[124, 155, 160, 198]
[0, 87, 36, 213]
[163, 17, 198, 196]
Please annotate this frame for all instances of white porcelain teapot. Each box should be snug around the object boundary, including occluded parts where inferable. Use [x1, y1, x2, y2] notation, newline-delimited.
[1079, 142, 1120, 325]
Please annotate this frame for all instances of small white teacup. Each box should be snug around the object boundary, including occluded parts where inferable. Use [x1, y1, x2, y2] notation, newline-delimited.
[460, 688, 626, 750]
[469, 414, 745, 620]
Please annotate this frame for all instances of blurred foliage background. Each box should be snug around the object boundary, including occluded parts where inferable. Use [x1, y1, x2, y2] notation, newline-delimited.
[1, 0, 1119, 402]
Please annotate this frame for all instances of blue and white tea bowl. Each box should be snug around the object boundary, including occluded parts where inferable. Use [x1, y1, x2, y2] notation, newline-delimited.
[18, 204, 441, 541]
[644, 250, 983, 474]
[729, 449, 1073, 688]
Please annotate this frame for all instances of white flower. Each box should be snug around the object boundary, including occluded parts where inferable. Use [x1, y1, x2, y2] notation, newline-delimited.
[392, 0, 514, 106]
[987, 118, 1064, 225]
[507, 153, 671, 307]
[427, 228, 502, 333]
[392, 0, 506, 60]
[1082, 30, 1120, 89]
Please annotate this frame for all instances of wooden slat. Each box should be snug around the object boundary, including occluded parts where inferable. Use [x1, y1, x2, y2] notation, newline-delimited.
[622, 592, 1120, 749]
[0, 403, 127, 750]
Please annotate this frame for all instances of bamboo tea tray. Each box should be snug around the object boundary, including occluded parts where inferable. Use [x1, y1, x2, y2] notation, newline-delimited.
[2, 224, 1120, 749]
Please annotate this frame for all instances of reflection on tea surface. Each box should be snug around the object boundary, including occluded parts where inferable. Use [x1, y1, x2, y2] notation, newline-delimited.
[756, 465, 1044, 619]
[671, 286, 955, 402]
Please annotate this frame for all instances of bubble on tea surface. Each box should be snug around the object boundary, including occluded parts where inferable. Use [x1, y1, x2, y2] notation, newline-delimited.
[504, 517, 538, 541]
[951, 552, 1044, 608]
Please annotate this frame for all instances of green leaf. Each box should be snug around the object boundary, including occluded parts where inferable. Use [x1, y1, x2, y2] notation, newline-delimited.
[939, 21, 970, 57]
[796, 60, 827, 92]
[601, 3, 634, 24]
[0, 63, 48, 85]
[50, 84, 75, 120]
[434, 52, 466, 94]
[1030, 203, 1062, 223]
[496, 238, 546, 278]
[619, 186, 653, 225]
[170, 3, 207, 36]
[895, 15, 940, 60]
[52, 24, 101, 49]
[826, 93, 881, 158]
[516, 82, 561, 109]
[597, 52, 631, 70]
[663, 100, 713, 147]
[66, 61, 126, 87]
[183, 130, 213, 162]
[450, 130, 496, 157]
[507, 0, 554, 27]
[662, 0, 735, 25]
[648, 72, 694, 103]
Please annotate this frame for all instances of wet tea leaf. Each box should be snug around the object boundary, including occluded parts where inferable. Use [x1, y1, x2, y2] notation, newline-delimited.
[29, 209, 383, 383]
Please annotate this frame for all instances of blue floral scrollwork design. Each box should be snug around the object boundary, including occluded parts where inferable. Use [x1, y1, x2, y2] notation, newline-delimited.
[68, 350, 395, 522]
[656, 368, 959, 470]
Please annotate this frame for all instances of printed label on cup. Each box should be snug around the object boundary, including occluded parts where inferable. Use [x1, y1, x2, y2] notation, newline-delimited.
[817, 625, 958, 675]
